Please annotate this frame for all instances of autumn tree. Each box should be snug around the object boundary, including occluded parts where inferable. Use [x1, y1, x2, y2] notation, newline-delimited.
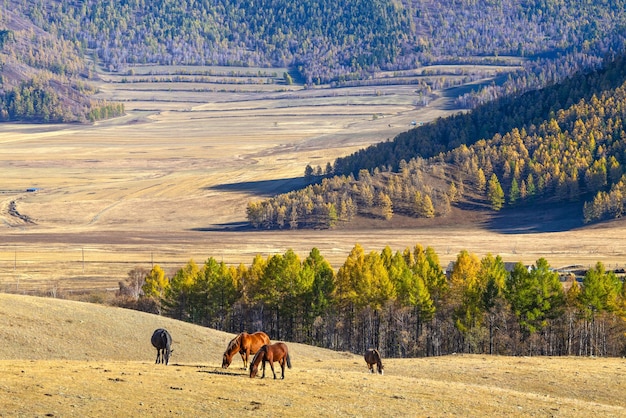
[141, 264, 170, 314]
[163, 259, 201, 322]
[487, 173, 505, 210]
[578, 262, 624, 356]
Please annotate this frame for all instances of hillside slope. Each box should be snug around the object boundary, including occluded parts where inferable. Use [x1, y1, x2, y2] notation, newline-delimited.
[251, 52, 626, 229]
[0, 294, 624, 417]
[0, 293, 347, 364]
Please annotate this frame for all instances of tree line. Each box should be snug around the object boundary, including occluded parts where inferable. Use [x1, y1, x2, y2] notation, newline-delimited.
[116, 245, 626, 358]
[0, 76, 124, 123]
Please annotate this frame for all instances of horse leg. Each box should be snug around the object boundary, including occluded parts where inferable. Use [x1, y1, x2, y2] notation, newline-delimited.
[261, 359, 266, 379]
[280, 358, 286, 379]
[269, 360, 277, 379]
[240, 350, 247, 370]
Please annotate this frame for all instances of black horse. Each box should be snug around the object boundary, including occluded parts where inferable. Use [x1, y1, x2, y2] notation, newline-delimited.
[364, 348, 384, 374]
[151, 328, 173, 365]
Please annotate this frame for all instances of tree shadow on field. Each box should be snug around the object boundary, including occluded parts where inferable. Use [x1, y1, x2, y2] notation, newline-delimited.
[486, 201, 586, 233]
[196, 176, 310, 232]
[191, 222, 256, 232]
[208, 177, 308, 197]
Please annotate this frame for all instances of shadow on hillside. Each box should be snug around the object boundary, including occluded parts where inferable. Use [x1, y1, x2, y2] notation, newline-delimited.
[191, 222, 256, 232]
[440, 74, 510, 109]
[486, 201, 586, 233]
[208, 176, 308, 197]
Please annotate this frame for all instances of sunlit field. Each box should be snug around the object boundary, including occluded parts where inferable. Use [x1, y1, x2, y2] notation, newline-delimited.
[0, 293, 624, 417]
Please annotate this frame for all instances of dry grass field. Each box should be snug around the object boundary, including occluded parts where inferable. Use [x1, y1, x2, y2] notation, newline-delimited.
[1, 65, 626, 416]
[0, 293, 625, 417]
[2, 63, 626, 295]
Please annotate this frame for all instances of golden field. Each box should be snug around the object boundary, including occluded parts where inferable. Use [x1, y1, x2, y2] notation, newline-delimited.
[0, 293, 624, 417]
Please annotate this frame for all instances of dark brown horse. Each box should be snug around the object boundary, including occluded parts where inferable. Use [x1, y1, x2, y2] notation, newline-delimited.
[364, 348, 384, 374]
[249, 342, 291, 379]
[151, 328, 173, 365]
[221, 331, 270, 370]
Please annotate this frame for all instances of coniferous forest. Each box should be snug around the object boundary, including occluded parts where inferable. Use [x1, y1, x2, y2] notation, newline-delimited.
[119, 245, 626, 358]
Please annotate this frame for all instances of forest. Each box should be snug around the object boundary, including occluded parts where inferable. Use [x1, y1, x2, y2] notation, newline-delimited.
[247, 52, 626, 228]
[116, 244, 626, 358]
[3, 1, 626, 120]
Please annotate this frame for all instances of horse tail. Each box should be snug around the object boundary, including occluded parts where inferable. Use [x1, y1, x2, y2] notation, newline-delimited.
[286, 352, 292, 369]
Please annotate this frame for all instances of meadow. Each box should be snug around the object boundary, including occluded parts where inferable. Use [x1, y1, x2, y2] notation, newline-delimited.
[0, 293, 624, 417]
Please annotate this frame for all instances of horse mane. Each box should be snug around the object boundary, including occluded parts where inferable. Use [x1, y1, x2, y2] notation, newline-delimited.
[250, 345, 266, 368]
[226, 334, 241, 352]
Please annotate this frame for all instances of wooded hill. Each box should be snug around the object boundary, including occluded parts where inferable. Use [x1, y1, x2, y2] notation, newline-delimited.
[0, 12, 123, 122]
[2, 1, 626, 121]
[247, 52, 626, 228]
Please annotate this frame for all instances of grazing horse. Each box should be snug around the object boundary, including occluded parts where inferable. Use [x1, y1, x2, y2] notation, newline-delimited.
[221, 331, 271, 370]
[364, 348, 384, 374]
[249, 342, 291, 379]
[151, 328, 173, 365]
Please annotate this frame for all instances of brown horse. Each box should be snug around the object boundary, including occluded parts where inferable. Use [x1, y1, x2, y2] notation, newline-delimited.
[249, 342, 291, 379]
[364, 348, 384, 374]
[221, 331, 270, 370]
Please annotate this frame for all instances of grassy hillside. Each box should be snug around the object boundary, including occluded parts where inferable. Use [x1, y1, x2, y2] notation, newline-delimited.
[0, 293, 624, 416]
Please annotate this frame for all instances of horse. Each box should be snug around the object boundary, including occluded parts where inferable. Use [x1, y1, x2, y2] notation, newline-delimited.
[249, 342, 291, 379]
[221, 331, 271, 370]
[364, 348, 383, 374]
[151, 328, 173, 365]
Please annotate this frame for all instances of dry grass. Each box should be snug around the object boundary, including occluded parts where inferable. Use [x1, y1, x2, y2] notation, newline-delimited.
[2, 65, 626, 295]
[0, 293, 624, 417]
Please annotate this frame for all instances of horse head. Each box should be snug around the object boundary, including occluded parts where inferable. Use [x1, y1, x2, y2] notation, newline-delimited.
[375, 350, 384, 374]
[249, 347, 265, 378]
[221, 352, 231, 368]
[222, 335, 240, 368]
[249, 363, 259, 378]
